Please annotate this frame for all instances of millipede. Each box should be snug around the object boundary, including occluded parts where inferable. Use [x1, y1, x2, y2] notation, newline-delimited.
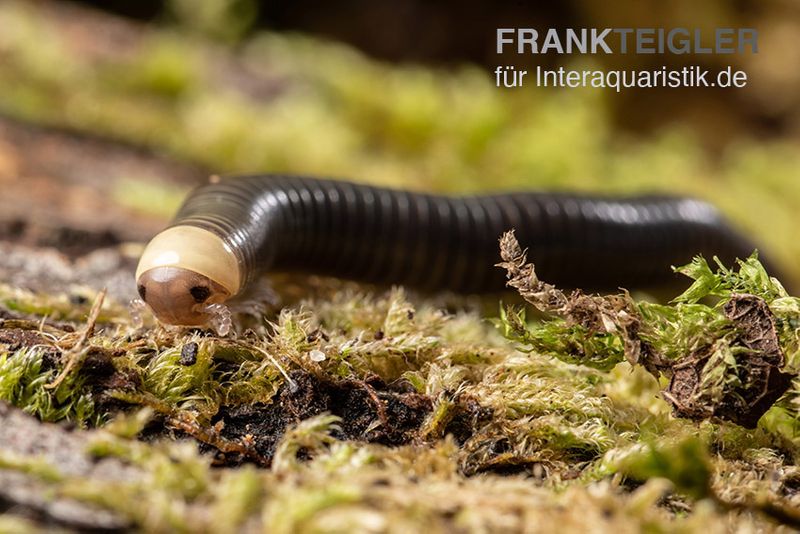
[134, 174, 776, 334]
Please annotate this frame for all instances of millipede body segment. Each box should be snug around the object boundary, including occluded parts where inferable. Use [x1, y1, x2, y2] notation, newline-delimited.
[135, 175, 774, 327]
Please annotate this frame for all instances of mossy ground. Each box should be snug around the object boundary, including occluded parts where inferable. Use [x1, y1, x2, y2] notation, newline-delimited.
[1, 1, 800, 532]
[3, 262, 800, 532]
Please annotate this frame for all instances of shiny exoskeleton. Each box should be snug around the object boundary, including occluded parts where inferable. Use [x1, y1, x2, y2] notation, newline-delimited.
[170, 175, 774, 292]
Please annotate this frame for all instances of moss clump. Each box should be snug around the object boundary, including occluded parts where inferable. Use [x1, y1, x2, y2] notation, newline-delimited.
[497, 230, 800, 430]
[0, 348, 98, 426]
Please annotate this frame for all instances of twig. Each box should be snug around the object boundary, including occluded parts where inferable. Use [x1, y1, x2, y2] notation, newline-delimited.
[168, 411, 269, 466]
[45, 288, 106, 390]
[348, 378, 388, 428]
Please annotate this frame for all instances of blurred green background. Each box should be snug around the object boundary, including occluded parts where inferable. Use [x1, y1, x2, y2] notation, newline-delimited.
[0, 0, 797, 284]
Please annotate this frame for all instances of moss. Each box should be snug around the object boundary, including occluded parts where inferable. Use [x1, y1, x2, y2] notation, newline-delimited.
[140, 338, 217, 409]
[1, 267, 799, 529]
[618, 435, 714, 500]
[0, 349, 98, 426]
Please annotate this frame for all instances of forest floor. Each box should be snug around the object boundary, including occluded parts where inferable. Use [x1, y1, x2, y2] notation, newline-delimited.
[2, 2, 800, 532]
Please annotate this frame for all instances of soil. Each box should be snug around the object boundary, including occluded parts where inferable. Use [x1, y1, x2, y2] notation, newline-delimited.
[208, 370, 433, 466]
[441, 394, 494, 446]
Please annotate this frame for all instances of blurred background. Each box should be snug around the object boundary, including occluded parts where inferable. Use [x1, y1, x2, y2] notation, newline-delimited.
[0, 0, 798, 287]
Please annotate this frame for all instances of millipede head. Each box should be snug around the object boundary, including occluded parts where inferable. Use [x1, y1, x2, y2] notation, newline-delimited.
[135, 225, 242, 328]
[136, 266, 231, 326]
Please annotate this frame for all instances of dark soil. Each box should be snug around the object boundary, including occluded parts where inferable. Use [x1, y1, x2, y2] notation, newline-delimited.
[208, 370, 433, 466]
[0, 327, 58, 358]
[442, 394, 494, 446]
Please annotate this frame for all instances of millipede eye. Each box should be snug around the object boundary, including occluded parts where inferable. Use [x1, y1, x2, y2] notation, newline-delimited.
[137, 284, 146, 300]
[190, 285, 211, 303]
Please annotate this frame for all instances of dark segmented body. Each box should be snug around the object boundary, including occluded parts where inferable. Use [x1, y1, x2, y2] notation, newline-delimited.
[172, 175, 774, 292]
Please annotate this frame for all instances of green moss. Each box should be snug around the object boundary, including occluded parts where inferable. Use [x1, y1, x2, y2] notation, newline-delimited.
[0, 349, 98, 426]
[618, 436, 713, 500]
[141, 339, 217, 408]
